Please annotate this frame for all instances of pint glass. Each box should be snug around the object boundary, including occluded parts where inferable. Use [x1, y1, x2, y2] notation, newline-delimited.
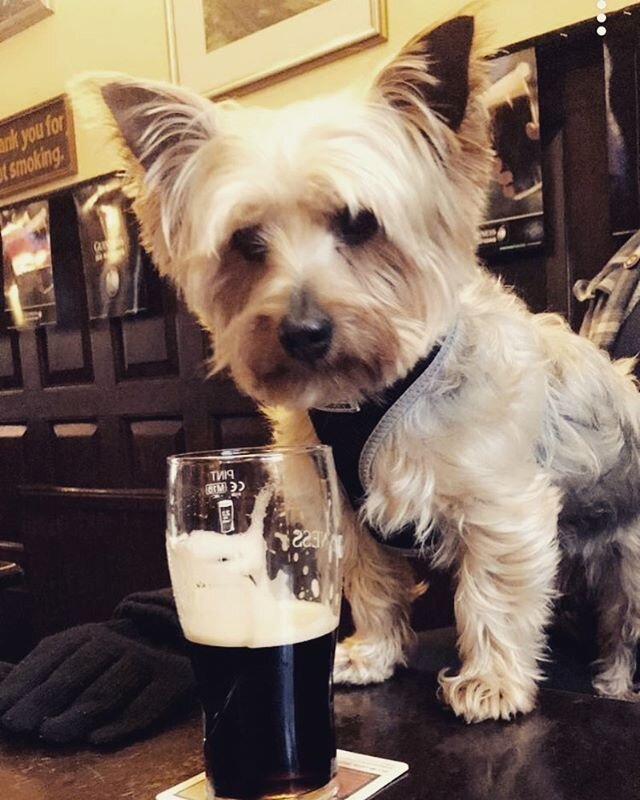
[166, 446, 343, 800]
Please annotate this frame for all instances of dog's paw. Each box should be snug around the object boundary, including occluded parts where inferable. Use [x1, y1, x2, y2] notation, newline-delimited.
[593, 673, 640, 702]
[437, 669, 537, 723]
[333, 635, 403, 686]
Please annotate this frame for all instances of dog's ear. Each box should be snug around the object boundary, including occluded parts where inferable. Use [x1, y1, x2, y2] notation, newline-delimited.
[71, 74, 218, 267]
[372, 16, 475, 132]
[92, 75, 216, 176]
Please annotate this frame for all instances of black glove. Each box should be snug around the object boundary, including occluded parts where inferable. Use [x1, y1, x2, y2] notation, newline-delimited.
[112, 588, 185, 645]
[0, 589, 197, 745]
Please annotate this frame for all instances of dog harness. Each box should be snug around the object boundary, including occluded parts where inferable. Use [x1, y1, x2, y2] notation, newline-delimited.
[309, 323, 458, 553]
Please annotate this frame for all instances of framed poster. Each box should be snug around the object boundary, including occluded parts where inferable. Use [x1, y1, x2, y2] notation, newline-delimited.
[73, 174, 148, 320]
[480, 47, 545, 255]
[604, 25, 640, 239]
[1, 199, 56, 329]
[166, 0, 386, 97]
[0, 0, 53, 43]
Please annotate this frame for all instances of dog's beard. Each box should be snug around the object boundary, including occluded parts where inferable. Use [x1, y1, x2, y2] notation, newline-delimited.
[217, 305, 405, 409]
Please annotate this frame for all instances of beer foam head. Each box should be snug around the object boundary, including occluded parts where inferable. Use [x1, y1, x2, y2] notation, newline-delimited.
[183, 528, 268, 583]
[167, 530, 337, 647]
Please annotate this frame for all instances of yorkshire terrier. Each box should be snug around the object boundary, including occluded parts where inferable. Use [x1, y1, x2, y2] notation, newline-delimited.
[76, 14, 640, 722]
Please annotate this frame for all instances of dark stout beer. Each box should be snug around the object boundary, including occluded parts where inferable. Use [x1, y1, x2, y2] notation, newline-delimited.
[166, 479, 342, 800]
[189, 629, 338, 799]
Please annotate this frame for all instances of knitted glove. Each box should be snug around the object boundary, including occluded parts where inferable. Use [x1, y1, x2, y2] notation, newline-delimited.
[112, 588, 185, 646]
[0, 590, 196, 745]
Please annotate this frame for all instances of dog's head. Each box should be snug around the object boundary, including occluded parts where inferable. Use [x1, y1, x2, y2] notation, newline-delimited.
[83, 16, 491, 408]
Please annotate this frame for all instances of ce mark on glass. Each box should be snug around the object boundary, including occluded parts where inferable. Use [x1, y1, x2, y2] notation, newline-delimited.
[205, 479, 247, 495]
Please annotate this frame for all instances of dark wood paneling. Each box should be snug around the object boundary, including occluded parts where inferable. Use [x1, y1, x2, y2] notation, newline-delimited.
[0, 424, 27, 485]
[0, 281, 263, 643]
[19, 486, 167, 638]
[560, 35, 613, 327]
[48, 191, 86, 330]
[123, 316, 169, 367]
[0, 331, 22, 389]
[217, 414, 271, 449]
[51, 421, 100, 487]
[38, 327, 93, 385]
[114, 314, 179, 380]
[0, 539, 30, 661]
[128, 417, 186, 488]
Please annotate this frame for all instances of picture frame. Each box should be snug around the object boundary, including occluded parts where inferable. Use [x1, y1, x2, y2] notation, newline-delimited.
[604, 10, 640, 240]
[0, 0, 53, 43]
[479, 46, 545, 257]
[73, 174, 149, 321]
[1, 199, 57, 329]
[165, 0, 387, 98]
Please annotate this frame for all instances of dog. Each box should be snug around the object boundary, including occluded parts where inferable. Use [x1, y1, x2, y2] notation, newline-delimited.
[76, 13, 640, 723]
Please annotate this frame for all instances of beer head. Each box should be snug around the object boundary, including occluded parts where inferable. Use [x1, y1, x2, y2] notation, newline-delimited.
[166, 446, 342, 648]
[167, 529, 338, 647]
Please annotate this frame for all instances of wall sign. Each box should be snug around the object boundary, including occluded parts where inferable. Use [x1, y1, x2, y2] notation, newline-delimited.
[73, 175, 148, 320]
[1, 199, 57, 329]
[480, 48, 544, 256]
[604, 25, 640, 239]
[0, 95, 77, 200]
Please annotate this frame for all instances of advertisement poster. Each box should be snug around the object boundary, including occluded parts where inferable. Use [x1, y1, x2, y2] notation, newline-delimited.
[73, 174, 147, 319]
[480, 47, 544, 255]
[604, 30, 640, 238]
[1, 199, 56, 328]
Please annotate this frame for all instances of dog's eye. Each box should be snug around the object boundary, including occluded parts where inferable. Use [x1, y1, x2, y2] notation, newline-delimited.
[230, 226, 268, 262]
[334, 207, 379, 246]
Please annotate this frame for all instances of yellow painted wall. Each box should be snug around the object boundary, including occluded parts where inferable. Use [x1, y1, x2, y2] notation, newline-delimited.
[0, 0, 170, 203]
[0, 0, 634, 204]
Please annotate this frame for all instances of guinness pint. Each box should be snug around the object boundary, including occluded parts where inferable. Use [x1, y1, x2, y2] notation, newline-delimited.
[167, 446, 342, 800]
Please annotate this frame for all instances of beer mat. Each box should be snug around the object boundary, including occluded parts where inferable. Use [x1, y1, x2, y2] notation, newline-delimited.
[156, 750, 409, 800]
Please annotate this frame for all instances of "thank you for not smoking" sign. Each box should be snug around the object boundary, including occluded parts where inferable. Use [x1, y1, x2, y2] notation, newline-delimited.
[0, 95, 77, 199]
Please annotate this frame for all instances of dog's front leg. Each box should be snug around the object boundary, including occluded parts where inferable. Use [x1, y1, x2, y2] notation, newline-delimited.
[266, 406, 422, 685]
[439, 476, 561, 722]
[334, 505, 424, 685]
[591, 529, 640, 700]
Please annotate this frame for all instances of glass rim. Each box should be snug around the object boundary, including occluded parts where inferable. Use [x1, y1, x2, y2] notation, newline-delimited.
[167, 444, 332, 465]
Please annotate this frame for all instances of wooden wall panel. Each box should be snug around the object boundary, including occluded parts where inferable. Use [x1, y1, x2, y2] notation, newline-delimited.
[51, 421, 100, 487]
[19, 487, 167, 639]
[128, 418, 186, 488]
[217, 415, 271, 449]
[113, 315, 179, 380]
[0, 332, 21, 389]
[39, 327, 93, 385]
[0, 424, 27, 486]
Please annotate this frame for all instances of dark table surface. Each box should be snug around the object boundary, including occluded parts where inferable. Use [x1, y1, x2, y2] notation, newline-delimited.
[1, 663, 639, 800]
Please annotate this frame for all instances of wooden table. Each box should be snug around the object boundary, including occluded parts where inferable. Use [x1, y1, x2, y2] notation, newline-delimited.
[1, 668, 639, 800]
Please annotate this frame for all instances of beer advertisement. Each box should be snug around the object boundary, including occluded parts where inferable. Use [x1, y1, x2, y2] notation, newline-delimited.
[480, 47, 545, 255]
[73, 174, 148, 320]
[604, 27, 640, 238]
[1, 198, 57, 329]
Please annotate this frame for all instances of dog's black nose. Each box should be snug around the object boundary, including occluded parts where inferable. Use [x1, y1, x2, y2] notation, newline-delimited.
[278, 313, 333, 363]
